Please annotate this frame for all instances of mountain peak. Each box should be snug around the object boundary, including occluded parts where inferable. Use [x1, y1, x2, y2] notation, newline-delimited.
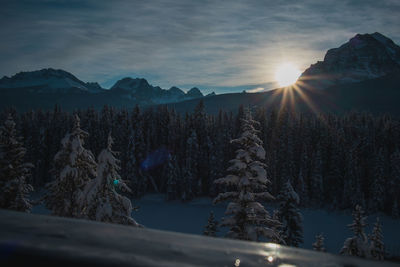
[187, 87, 203, 98]
[0, 68, 104, 92]
[111, 77, 151, 91]
[299, 32, 400, 89]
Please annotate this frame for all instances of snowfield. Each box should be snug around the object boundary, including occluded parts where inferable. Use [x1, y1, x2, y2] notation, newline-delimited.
[31, 192, 400, 257]
[132, 194, 400, 256]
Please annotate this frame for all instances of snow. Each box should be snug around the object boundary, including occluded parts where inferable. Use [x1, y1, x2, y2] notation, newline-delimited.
[3, 208, 393, 267]
[30, 192, 400, 256]
[134, 196, 400, 256]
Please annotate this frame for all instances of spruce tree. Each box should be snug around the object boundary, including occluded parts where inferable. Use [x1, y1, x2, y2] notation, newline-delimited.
[181, 131, 198, 201]
[340, 205, 370, 258]
[45, 115, 97, 217]
[213, 109, 281, 242]
[203, 211, 219, 237]
[164, 154, 180, 200]
[83, 134, 140, 226]
[125, 134, 139, 196]
[369, 217, 385, 260]
[312, 233, 326, 252]
[276, 180, 303, 247]
[0, 114, 34, 212]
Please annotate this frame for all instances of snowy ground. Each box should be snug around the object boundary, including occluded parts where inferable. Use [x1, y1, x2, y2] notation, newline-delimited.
[31, 192, 400, 257]
[131, 194, 400, 256]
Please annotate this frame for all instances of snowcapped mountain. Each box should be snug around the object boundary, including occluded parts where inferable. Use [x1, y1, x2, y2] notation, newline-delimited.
[298, 32, 400, 89]
[0, 69, 207, 110]
[110, 77, 204, 104]
[0, 68, 105, 93]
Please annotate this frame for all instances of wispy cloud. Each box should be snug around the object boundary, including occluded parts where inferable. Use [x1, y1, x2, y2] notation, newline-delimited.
[0, 0, 399, 93]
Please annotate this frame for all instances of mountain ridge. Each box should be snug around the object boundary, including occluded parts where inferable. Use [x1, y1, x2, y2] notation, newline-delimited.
[0, 32, 399, 113]
[298, 32, 400, 89]
[0, 68, 207, 105]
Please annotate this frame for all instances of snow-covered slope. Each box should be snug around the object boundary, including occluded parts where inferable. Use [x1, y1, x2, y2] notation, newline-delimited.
[1, 209, 395, 267]
[298, 32, 400, 89]
[0, 68, 105, 93]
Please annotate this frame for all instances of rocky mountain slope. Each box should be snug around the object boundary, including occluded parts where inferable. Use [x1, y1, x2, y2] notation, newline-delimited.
[298, 32, 400, 89]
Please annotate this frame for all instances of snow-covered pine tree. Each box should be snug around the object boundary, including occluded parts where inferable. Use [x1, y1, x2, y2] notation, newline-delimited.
[276, 180, 303, 247]
[203, 211, 219, 237]
[83, 134, 140, 226]
[369, 217, 385, 260]
[340, 205, 370, 258]
[0, 114, 34, 212]
[312, 233, 326, 252]
[213, 109, 281, 242]
[45, 115, 97, 218]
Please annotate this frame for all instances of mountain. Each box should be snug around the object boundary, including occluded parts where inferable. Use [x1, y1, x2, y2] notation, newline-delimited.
[110, 78, 203, 104]
[1, 32, 399, 113]
[0, 68, 105, 93]
[168, 70, 400, 115]
[0, 69, 206, 110]
[169, 32, 400, 115]
[298, 32, 400, 89]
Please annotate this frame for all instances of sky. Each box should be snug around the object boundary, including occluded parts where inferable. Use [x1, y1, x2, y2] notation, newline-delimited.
[1, 0, 399, 94]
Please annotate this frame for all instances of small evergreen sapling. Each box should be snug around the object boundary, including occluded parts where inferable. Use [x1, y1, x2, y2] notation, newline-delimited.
[340, 205, 370, 258]
[203, 211, 219, 237]
[276, 180, 303, 247]
[0, 114, 33, 212]
[369, 217, 385, 260]
[312, 233, 326, 252]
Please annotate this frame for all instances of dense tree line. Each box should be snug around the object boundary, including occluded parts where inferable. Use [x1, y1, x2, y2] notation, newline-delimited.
[1, 102, 399, 217]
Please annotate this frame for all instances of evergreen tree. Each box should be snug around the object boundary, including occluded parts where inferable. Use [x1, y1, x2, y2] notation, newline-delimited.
[392, 198, 399, 219]
[45, 115, 97, 217]
[369, 149, 386, 212]
[340, 205, 370, 258]
[164, 154, 180, 200]
[125, 134, 139, 196]
[83, 134, 140, 226]
[369, 217, 385, 260]
[311, 148, 323, 205]
[276, 180, 303, 247]
[181, 131, 198, 201]
[203, 211, 219, 237]
[213, 109, 280, 242]
[0, 114, 34, 212]
[312, 233, 326, 252]
[270, 210, 285, 245]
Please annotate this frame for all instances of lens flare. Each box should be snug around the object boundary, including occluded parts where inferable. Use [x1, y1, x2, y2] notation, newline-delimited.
[275, 63, 301, 87]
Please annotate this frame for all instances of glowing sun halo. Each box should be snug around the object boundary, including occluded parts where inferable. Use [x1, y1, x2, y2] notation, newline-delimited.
[275, 63, 301, 87]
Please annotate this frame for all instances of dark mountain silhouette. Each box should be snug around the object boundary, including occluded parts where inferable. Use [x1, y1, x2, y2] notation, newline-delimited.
[167, 70, 400, 115]
[0, 69, 204, 110]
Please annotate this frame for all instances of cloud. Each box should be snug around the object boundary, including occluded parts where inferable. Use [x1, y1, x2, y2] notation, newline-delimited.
[0, 0, 399, 93]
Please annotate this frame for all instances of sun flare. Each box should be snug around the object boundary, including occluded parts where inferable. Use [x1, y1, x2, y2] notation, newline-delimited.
[275, 63, 301, 87]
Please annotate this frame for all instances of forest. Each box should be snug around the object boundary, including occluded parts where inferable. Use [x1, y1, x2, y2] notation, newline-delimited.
[1, 101, 399, 218]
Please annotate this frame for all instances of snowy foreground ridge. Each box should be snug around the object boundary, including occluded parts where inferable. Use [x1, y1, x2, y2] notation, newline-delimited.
[0, 210, 396, 267]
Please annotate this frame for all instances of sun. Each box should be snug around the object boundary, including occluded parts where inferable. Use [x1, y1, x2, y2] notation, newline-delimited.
[275, 63, 301, 87]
